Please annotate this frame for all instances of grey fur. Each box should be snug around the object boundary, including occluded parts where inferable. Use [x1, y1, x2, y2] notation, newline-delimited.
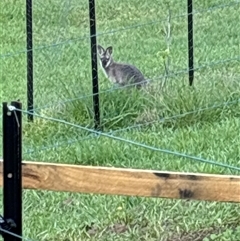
[97, 45, 148, 88]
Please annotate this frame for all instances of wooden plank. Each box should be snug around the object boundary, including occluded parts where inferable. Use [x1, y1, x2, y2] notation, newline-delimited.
[0, 160, 239, 202]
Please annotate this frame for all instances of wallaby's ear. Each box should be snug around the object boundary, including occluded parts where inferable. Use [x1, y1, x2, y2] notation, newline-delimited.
[97, 45, 104, 55]
[106, 46, 113, 55]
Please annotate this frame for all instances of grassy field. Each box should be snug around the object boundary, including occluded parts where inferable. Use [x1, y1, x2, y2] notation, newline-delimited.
[1, 0, 240, 240]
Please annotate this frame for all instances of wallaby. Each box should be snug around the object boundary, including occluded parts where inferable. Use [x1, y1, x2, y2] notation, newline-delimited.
[97, 45, 148, 89]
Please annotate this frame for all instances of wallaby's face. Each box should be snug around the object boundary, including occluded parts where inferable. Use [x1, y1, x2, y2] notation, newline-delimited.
[97, 45, 113, 68]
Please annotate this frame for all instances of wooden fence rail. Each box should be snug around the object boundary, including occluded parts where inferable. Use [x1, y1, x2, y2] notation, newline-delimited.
[0, 160, 239, 203]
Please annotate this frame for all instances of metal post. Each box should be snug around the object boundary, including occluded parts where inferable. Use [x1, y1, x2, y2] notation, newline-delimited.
[2, 101, 22, 241]
[26, 0, 34, 121]
[187, 0, 194, 86]
[89, 0, 101, 130]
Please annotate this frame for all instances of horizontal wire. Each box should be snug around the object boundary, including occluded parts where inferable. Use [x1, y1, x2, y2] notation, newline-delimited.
[23, 98, 240, 155]
[113, 98, 240, 132]
[1, 1, 239, 59]
[14, 108, 240, 172]
[30, 56, 240, 112]
[0, 227, 36, 241]
[0, 18, 181, 59]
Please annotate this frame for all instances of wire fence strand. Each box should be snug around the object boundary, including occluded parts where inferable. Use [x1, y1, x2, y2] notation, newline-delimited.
[1, 1, 239, 59]
[23, 98, 240, 156]
[29, 55, 240, 112]
[12, 107, 240, 172]
[0, 227, 36, 241]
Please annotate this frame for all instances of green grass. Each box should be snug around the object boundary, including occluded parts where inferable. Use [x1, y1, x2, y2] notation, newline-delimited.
[0, 0, 240, 240]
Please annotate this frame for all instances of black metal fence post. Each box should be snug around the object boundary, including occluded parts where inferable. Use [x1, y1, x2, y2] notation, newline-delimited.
[2, 101, 22, 241]
[187, 0, 194, 86]
[89, 0, 101, 130]
[26, 0, 34, 121]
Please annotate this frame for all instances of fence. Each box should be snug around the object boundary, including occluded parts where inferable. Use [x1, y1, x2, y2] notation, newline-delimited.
[1, 101, 240, 240]
[1, 0, 240, 240]
[2, 0, 240, 129]
[25, 0, 239, 128]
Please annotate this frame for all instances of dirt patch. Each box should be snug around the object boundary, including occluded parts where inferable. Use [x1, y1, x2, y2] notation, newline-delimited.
[168, 224, 239, 241]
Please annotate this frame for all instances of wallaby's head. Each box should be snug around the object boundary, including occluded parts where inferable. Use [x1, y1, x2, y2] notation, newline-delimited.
[97, 45, 113, 68]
